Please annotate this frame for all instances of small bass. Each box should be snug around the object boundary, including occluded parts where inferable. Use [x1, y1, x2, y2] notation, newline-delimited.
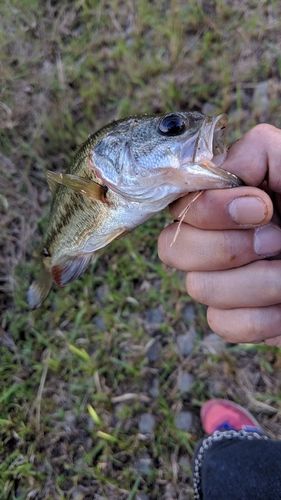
[28, 112, 242, 308]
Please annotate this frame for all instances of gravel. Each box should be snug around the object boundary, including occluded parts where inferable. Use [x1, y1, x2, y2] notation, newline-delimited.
[149, 378, 159, 398]
[253, 80, 270, 121]
[136, 494, 149, 500]
[135, 453, 153, 475]
[202, 332, 227, 354]
[176, 334, 195, 357]
[181, 303, 196, 324]
[93, 314, 106, 331]
[145, 308, 164, 324]
[146, 340, 160, 362]
[95, 284, 109, 305]
[175, 411, 193, 431]
[177, 372, 194, 393]
[139, 413, 156, 434]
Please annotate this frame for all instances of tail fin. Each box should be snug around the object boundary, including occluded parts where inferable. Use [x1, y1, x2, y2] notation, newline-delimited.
[27, 268, 53, 309]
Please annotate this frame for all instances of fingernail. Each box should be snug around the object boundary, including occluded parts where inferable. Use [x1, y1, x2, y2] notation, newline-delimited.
[254, 224, 281, 256]
[228, 196, 267, 225]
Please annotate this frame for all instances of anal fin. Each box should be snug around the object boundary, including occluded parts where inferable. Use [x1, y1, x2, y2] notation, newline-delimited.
[52, 253, 94, 287]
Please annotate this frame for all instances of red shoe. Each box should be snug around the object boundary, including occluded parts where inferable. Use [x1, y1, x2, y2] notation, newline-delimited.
[200, 399, 263, 435]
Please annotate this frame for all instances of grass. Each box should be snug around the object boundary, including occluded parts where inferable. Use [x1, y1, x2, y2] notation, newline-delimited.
[1, 0, 281, 498]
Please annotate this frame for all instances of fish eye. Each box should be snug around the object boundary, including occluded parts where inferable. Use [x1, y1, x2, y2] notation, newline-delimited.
[158, 113, 186, 136]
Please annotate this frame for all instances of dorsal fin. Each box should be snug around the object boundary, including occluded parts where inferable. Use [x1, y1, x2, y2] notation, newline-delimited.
[46, 171, 58, 196]
[45, 171, 107, 202]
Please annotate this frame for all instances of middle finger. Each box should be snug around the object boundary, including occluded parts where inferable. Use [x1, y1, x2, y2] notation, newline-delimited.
[158, 223, 281, 271]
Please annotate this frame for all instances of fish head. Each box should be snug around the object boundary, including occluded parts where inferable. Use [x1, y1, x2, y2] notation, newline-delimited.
[91, 112, 243, 206]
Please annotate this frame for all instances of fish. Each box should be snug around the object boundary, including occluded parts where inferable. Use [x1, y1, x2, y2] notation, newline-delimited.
[27, 111, 243, 309]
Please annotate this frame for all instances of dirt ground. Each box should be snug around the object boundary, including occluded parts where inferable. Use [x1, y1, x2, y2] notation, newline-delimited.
[1, 1, 281, 499]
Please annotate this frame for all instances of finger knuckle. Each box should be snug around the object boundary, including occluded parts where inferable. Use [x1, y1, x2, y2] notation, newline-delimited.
[158, 230, 171, 265]
[249, 123, 280, 141]
[209, 231, 235, 268]
[186, 272, 207, 302]
[187, 273, 220, 307]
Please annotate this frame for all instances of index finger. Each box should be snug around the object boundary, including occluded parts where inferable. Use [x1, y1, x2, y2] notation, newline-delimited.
[170, 186, 273, 230]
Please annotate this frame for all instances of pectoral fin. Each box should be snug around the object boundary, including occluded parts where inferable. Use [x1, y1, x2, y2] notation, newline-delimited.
[52, 253, 94, 287]
[45, 171, 108, 202]
[83, 227, 130, 252]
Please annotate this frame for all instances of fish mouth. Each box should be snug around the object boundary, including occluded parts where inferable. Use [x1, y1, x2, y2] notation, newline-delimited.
[191, 113, 243, 188]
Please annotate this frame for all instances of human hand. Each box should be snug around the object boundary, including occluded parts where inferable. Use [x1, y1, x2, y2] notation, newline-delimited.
[158, 124, 281, 347]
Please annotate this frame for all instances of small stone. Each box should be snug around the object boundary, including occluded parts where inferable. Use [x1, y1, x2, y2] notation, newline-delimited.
[176, 334, 194, 357]
[228, 108, 248, 125]
[202, 332, 226, 354]
[178, 373, 194, 393]
[175, 411, 192, 431]
[253, 81, 269, 121]
[164, 482, 178, 499]
[202, 102, 216, 116]
[188, 325, 197, 340]
[147, 340, 159, 362]
[179, 455, 191, 470]
[41, 60, 53, 75]
[136, 453, 153, 475]
[71, 488, 84, 500]
[145, 308, 163, 324]
[139, 413, 155, 434]
[23, 85, 32, 93]
[149, 378, 159, 398]
[181, 304, 196, 324]
[136, 494, 149, 500]
[63, 411, 76, 432]
[179, 455, 191, 480]
[207, 379, 227, 397]
[94, 314, 106, 331]
[96, 285, 109, 305]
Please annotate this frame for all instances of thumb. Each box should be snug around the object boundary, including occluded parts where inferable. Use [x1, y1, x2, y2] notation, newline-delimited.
[222, 124, 281, 191]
